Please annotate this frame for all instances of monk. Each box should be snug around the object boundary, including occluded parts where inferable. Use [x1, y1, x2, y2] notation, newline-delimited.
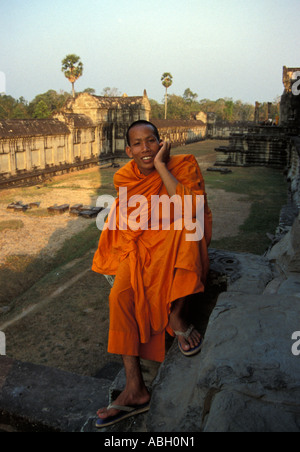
[92, 120, 212, 428]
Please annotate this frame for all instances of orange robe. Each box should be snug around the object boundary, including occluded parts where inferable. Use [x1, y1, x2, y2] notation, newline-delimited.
[92, 154, 212, 362]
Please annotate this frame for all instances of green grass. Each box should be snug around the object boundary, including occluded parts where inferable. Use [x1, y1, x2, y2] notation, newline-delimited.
[206, 167, 287, 254]
[171, 140, 287, 254]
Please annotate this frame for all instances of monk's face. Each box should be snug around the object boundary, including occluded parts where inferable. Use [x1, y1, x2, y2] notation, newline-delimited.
[126, 124, 161, 176]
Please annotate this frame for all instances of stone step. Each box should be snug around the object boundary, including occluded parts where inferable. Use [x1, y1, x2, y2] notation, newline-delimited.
[0, 356, 111, 432]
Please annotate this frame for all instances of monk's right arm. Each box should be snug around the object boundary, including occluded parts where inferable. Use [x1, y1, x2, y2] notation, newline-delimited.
[154, 141, 181, 197]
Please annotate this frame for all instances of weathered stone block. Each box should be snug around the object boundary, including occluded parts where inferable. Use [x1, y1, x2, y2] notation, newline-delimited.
[0, 356, 111, 432]
[47, 204, 70, 215]
[268, 213, 300, 274]
[147, 292, 300, 432]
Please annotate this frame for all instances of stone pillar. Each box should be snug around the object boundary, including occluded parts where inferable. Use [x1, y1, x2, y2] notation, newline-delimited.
[254, 102, 261, 123]
[268, 102, 272, 121]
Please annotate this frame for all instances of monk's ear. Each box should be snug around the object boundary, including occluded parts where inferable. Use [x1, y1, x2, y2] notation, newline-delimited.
[126, 146, 133, 158]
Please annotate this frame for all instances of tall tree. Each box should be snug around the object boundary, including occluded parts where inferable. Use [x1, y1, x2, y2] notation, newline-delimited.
[161, 72, 173, 119]
[61, 54, 83, 98]
[183, 88, 198, 103]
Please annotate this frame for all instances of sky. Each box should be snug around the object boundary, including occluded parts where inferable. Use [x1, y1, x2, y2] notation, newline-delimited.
[1, 0, 300, 105]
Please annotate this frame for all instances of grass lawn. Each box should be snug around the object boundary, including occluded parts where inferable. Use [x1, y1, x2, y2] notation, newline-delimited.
[171, 140, 287, 254]
[205, 166, 287, 254]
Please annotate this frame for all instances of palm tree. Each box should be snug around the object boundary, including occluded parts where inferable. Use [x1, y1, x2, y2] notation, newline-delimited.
[61, 54, 83, 98]
[161, 72, 173, 119]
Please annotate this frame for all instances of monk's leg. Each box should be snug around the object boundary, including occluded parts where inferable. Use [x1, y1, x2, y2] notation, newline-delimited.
[98, 258, 150, 420]
[169, 297, 202, 352]
[97, 355, 150, 420]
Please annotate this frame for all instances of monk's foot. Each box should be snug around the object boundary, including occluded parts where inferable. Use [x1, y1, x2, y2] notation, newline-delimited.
[169, 314, 202, 352]
[97, 387, 150, 420]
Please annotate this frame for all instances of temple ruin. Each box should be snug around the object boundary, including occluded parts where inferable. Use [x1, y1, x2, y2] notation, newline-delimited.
[215, 66, 300, 170]
[0, 91, 151, 185]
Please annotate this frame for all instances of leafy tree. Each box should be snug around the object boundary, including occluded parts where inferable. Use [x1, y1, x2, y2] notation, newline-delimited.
[32, 100, 51, 118]
[149, 99, 164, 119]
[183, 88, 198, 103]
[101, 87, 121, 97]
[0, 95, 29, 119]
[167, 94, 190, 119]
[28, 90, 71, 118]
[161, 72, 173, 119]
[11, 97, 29, 118]
[61, 54, 83, 98]
[224, 99, 234, 122]
[0, 95, 15, 118]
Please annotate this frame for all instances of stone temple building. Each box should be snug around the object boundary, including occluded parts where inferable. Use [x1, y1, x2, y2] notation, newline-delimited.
[0, 91, 151, 183]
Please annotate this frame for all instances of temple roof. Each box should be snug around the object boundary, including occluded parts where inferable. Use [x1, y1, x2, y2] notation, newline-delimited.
[54, 113, 95, 128]
[0, 119, 70, 138]
[152, 119, 206, 128]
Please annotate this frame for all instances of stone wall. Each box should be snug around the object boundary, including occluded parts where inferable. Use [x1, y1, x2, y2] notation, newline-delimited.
[0, 119, 71, 178]
[214, 127, 289, 168]
[152, 119, 207, 147]
[207, 121, 252, 139]
[287, 137, 300, 210]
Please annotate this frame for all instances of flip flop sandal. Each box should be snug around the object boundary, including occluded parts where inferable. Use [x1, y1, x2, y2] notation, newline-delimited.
[95, 401, 150, 428]
[174, 324, 203, 357]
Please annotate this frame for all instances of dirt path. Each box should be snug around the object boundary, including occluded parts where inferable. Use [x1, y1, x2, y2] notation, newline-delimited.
[0, 211, 94, 265]
[208, 189, 250, 240]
